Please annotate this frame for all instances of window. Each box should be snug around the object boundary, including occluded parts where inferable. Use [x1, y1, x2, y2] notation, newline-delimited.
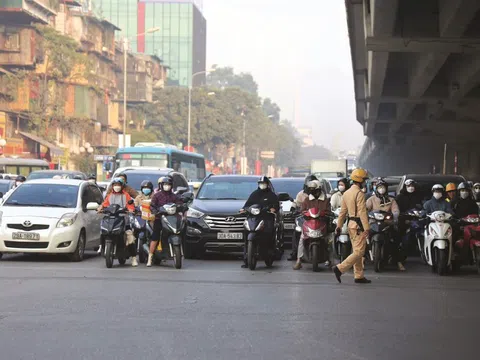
[197, 178, 258, 200]
[3, 32, 20, 51]
[90, 185, 104, 203]
[4, 184, 79, 208]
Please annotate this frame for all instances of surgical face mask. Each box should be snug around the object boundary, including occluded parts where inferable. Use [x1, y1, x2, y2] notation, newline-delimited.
[460, 191, 469, 199]
[142, 188, 152, 196]
[113, 186, 122, 193]
[377, 187, 386, 195]
[406, 186, 415, 193]
[259, 183, 268, 190]
[433, 192, 442, 200]
[338, 185, 345, 192]
[162, 184, 172, 192]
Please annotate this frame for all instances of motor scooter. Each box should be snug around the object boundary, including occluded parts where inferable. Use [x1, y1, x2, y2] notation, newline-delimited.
[133, 211, 154, 264]
[403, 208, 426, 263]
[422, 211, 454, 276]
[243, 205, 278, 270]
[368, 210, 394, 272]
[296, 207, 332, 272]
[455, 214, 480, 274]
[332, 208, 351, 262]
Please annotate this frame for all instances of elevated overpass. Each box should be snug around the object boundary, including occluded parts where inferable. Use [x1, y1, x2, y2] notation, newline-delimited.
[346, 0, 480, 178]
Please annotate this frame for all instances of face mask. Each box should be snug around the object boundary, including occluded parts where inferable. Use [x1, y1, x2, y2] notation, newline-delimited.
[259, 183, 267, 190]
[142, 188, 152, 196]
[460, 191, 469, 199]
[373, 185, 377, 192]
[338, 185, 345, 192]
[15, 181, 22, 187]
[475, 188, 480, 194]
[162, 184, 172, 192]
[407, 186, 415, 193]
[377, 187, 386, 195]
[433, 192, 442, 200]
[113, 186, 122, 193]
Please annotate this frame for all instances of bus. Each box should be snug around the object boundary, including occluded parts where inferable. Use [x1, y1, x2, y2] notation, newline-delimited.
[115, 143, 206, 181]
[0, 158, 50, 177]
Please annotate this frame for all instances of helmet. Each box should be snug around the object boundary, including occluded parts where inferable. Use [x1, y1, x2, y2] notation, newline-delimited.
[258, 175, 270, 184]
[158, 176, 173, 186]
[140, 180, 154, 191]
[446, 183, 456, 192]
[432, 184, 444, 192]
[112, 177, 124, 186]
[73, 175, 83, 180]
[350, 168, 369, 183]
[88, 174, 96, 180]
[304, 174, 318, 191]
[457, 182, 470, 191]
[474, 182, 480, 188]
[375, 179, 388, 195]
[305, 179, 320, 195]
[405, 179, 416, 187]
[16, 175, 26, 182]
[118, 173, 128, 183]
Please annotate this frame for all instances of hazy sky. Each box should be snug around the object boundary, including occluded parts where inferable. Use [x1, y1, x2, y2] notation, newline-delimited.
[203, 0, 364, 152]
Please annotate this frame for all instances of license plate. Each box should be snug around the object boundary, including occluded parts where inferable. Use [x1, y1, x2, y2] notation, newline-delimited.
[284, 224, 295, 230]
[217, 232, 243, 240]
[12, 232, 40, 240]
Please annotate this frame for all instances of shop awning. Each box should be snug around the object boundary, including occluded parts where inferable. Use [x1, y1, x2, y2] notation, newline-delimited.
[19, 131, 64, 156]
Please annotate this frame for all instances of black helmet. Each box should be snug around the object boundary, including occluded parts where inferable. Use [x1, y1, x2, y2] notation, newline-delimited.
[88, 174, 96, 180]
[118, 173, 128, 183]
[258, 175, 271, 190]
[375, 179, 388, 196]
[158, 175, 173, 186]
[16, 175, 26, 182]
[304, 174, 318, 191]
[111, 177, 125, 186]
[140, 180, 154, 191]
[73, 175, 83, 180]
[457, 182, 470, 191]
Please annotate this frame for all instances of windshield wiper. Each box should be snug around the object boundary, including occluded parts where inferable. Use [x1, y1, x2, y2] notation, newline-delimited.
[5, 203, 68, 208]
[216, 197, 240, 200]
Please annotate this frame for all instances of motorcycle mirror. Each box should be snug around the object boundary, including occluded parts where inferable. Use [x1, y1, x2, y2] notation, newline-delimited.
[127, 199, 134, 205]
[277, 192, 290, 202]
[175, 186, 188, 195]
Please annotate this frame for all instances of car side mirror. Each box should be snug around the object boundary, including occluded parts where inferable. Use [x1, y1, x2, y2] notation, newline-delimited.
[175, 186, 188, 195]
[86, 202, 99, 211]
[127, 199, 134, 205]
[278, 192, 290, 202]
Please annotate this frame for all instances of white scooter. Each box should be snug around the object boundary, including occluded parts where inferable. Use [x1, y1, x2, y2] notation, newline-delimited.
[332, 208, 351, 262]
[422, 211, 453, 276]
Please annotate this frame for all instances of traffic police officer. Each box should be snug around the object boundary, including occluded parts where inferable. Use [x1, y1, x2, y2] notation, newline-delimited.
[333, 168, 371, 284]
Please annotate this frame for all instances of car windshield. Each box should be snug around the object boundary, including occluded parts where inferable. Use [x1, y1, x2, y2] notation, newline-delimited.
[3, 184, 79, 208]
[122, 172, 169, 190]
[270, 180, 304, 198]
[27, 172, 82, 180]
[197, 177, 258, 200]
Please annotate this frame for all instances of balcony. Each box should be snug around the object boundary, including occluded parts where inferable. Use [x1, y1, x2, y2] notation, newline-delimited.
[0, 27, 41, 67]
[0, 0, 57, 24]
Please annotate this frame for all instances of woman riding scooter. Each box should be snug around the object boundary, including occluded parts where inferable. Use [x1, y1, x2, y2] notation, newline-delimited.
[331, 178, 349, 211]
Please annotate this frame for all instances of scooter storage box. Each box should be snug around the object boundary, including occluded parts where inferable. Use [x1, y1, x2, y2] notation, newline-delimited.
[141, 200, 155, 221]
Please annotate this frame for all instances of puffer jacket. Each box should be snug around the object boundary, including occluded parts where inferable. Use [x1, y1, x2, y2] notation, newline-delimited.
[423, 196, 452, 214]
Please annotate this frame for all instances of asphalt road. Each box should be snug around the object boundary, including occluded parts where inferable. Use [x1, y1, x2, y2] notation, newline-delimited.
[0, 252, 479, 360]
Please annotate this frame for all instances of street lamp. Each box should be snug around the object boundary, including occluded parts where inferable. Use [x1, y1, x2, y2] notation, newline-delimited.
[123, 27, 161, 148]
[187, 64, 218, 151]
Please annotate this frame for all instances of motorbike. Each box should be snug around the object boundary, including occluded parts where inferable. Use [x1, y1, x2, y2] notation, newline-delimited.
[403, 208, 426, 263]
[133, 212, 154, 264]
[139, 192, 193, 269]
[332, 208, 351, 262]
[295, 207, 331, 272]
[422, 211, 454, 276]
[243, 205, 278, 270]
[99, 202, 135, 268]
[368, 210, 394, 272]
[455, 214, 480, 274]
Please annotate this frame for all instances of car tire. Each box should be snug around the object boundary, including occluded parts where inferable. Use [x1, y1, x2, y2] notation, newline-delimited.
[68, 231, 86, 262]
[0, 252, 3, 260]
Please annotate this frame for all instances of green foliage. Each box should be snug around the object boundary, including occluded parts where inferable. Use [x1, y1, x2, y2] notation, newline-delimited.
[207, 67, 258, 95]
[131, 129, 158, 144]
[71, 153, 96, 174]
[262, 97, 281, 123]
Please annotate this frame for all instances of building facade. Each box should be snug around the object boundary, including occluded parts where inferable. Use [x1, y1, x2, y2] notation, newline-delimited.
[97, 0, 206, 87]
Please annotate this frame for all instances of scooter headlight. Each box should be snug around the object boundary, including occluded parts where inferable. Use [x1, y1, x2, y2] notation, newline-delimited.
[165, 206, 177, 215]
[434, 213, 445, 222]
[467, 217, 479, 223]
[374, 213, 385, 221]
[250, 208, 261, 216]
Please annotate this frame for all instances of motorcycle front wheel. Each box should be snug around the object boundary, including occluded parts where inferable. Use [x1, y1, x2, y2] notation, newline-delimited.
[373, 242, 382, 273]
[173, 245, 182, 269]
[339, 242, 350, 263]
[435, 248, 448, 276]
[105, 242, 114, 269]
[248, 241, 257, 270]
[476, 248, 480, 275]
[311, 244, 319, 272]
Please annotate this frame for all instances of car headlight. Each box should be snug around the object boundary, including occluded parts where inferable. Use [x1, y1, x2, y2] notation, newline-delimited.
[251, 208, 260, 216]
[187, 208, 204, 218]
[57, 213, 78, 228]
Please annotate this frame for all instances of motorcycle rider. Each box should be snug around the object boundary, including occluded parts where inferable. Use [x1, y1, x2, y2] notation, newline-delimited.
[87, 174, 96, 185]
[2, 175, 26, 202]
[287, 174, 319, 261]
[106, 173, 138, 198]
[134, 180, 154, 207]
[333, 168, 371, 284]
[423, 184, 453, 214]
[241, 176, 280, 268]
[472, 183, 480, 204]
[97, 177, 137, 266]
[446, 183, 457, 203]
[148, 176, 182, 267]
[451, 182, 478, 219]
[293, 180, 331, 270]
[331, 178, 349, 211]
[367, 177, 384, 199]
[366, 179, 404, 271]
[395, 179, 424, 265]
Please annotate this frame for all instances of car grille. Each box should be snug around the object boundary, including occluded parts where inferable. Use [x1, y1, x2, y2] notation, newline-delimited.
[7, 224, 50, 231]
[204, 215, 246, 231]
[4, 241, 49, 249]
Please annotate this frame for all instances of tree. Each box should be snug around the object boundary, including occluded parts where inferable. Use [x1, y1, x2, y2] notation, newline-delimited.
[207, 67, 258, 95]
[262, 97, 281, 123]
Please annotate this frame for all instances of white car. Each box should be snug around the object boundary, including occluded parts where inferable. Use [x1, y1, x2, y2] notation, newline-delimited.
[0, 179, 104, 261]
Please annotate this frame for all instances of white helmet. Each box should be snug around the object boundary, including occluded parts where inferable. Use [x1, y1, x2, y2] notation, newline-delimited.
[432, 184, 444, 192]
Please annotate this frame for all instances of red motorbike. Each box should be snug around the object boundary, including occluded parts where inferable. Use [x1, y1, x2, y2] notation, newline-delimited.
[455, 214, 480, 274]
[295, 208, 332, 272]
